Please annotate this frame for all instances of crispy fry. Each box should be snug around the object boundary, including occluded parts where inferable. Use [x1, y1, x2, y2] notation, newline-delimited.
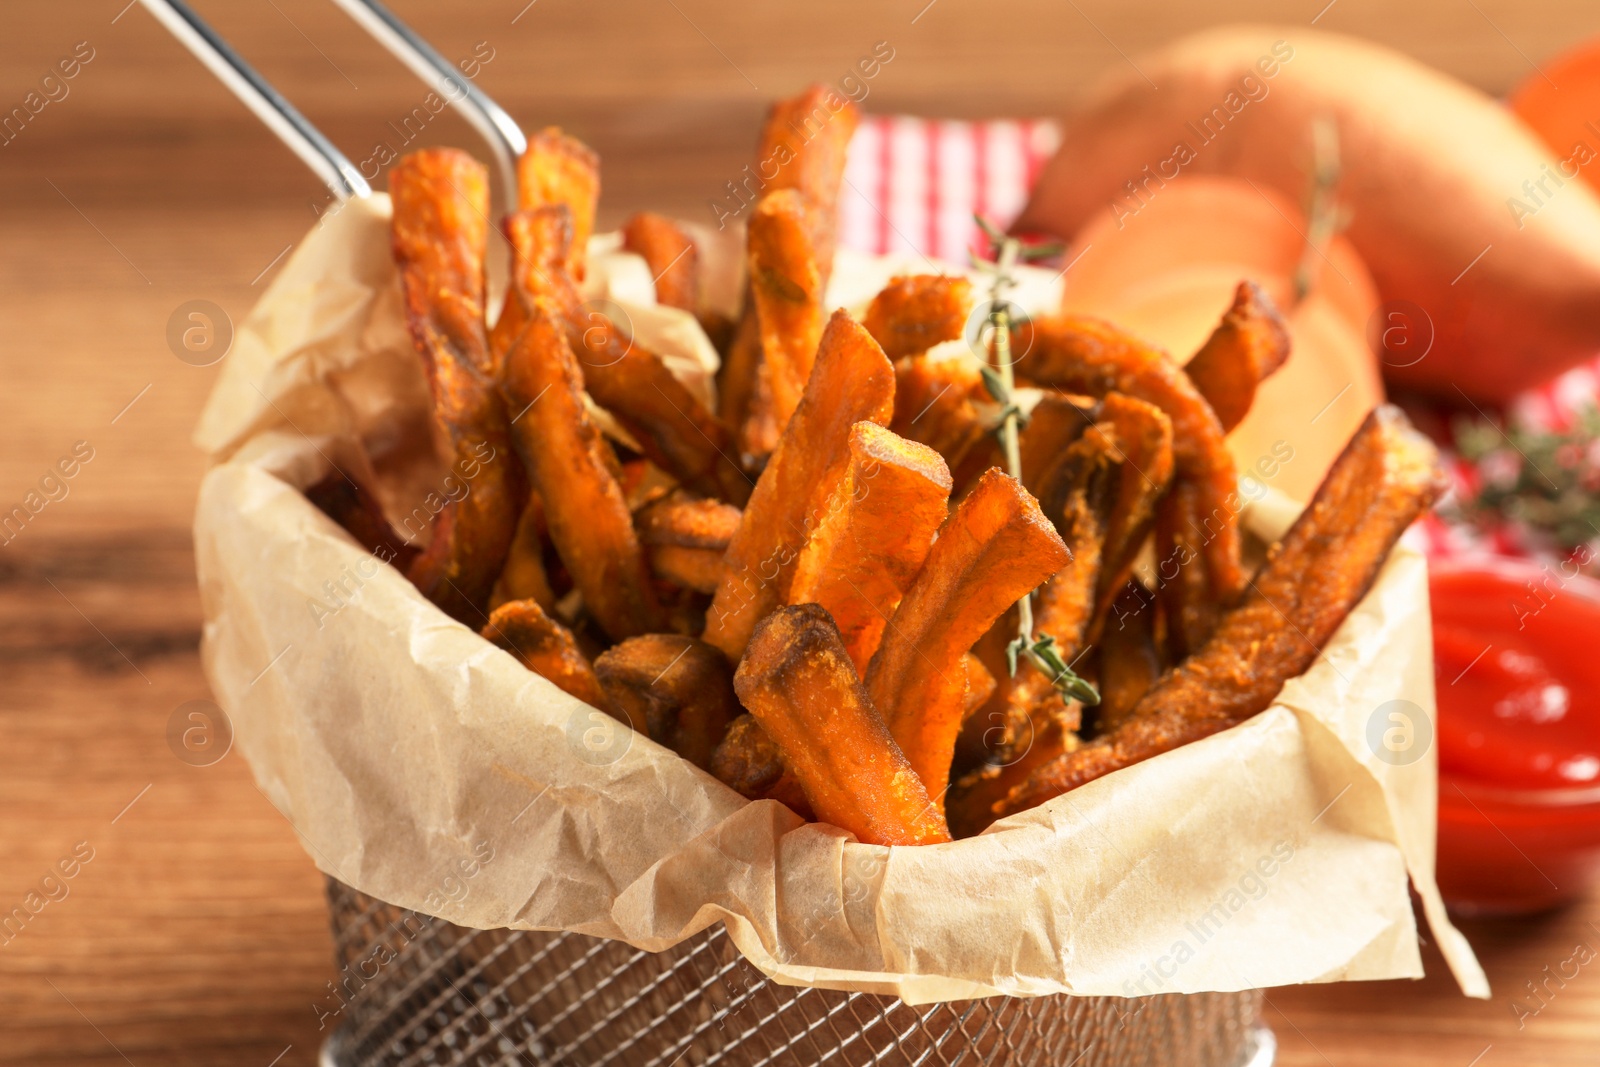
[390, 150, 523, 623]
[1016, 392, 1096, 492]
[594, 634, 738, 770]
[788, 422, 953, 674]
[501, 307, 664, 639]
[889, 355, 991, 479]
[1000, 404, 1445, 811]
[704, 312, 896, 660]
[505, 208, 749, 504]
[636, 491, 742, 594]
[1184, 280, 1291, 433]
[621, 212, 698, 312]
[1155, 480, 1220, 657]
[490, 493, 556, 612]
[864, 275, 974, 359]
[1019, 315, 1242, 602]
[946, 714, 1079, 839]
[866, 469, 1072, 804]
[517, 127, 599, 280]
[755, 84, 859, 276]
[718, 309, 762, 444]
[746, 190, 826, 449]
[735, 605, 950, 845]
[1091, 393, 1174, 622]
[483, 598, 612, 715]
[992, 425, 1119, 759]
[960, 652, 997, 718]
[710, 714, 813, 816]
[1094, 582, 1162, 736]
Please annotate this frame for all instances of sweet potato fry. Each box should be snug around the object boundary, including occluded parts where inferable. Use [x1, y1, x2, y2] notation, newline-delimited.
[961, 652, 997, 718]
[483, 598, 613, 716]
[1093, 582, 1163, 736]
[735, 605, 950, 846]
[889, 355, 991, 480]
[594, 634, 738, 770]
[1155, 480, 1220, 658]
[718, 310, 762, 446]
[517, 127, 599, 280]
[710, 714, 813, 816]
[1016, 393, 1096, 493]
[864, 275, 974, 359]
[1018, 315, 1242, 602]
[704, 311, 896, 660]
[866, 469, 1072, 804]
[390, 150, 523, 623]
[304, 470, 417, 575]
[999, 404, 1446, 811]
[505, 208, 749, 504]
[1091, 392, 1174, 622]
[755, 84, 859, 276]
[788, 422, 953, 674]
[946, 714, 1079, 839]
[501, 307, 664, 640]
[490, 493, 556, 613]
[1184, 280, 1291, 433]
[636, 491, 742, 594]
[622, 212, 698, 312]
[746, 190, 826, 449]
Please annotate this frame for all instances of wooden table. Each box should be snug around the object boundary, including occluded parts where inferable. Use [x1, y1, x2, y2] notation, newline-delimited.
[3, 1, 1598, 1063]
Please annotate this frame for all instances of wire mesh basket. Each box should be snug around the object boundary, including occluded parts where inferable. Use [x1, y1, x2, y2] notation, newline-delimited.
[317, 879, 1274, 1067]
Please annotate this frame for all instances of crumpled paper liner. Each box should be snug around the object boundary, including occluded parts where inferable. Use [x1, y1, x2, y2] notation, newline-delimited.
[193, 194, 1487, 1003]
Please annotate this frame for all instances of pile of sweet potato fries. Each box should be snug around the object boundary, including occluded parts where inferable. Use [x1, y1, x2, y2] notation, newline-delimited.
[310, 85, 1447, 846]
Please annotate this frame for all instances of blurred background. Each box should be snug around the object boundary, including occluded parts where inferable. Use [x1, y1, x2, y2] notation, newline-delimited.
[3, 1, 1599, 1064]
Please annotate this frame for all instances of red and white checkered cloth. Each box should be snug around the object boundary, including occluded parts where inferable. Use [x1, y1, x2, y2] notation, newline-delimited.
[839, 114, 1600, 564]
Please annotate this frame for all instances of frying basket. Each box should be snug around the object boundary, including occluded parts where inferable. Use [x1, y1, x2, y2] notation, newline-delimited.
[317, 879, 1275, 1067]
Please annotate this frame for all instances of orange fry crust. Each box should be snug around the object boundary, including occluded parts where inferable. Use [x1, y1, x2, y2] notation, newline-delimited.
[788, 422, 953, 675]
[1184, 280, 1292, 433]
[735, 605, 950, 846]
[483, 599, 612, 714]
[864, 275, 975, 359]
[594, 634, 738, 770]
[747, 189, 826, 446]
[622, 211, 699, 312]
[501, 308, 663, 640]
[1002, 404, 1446, 812]
[866, 469, 1072, 805]
[704, 312, 896, 661]
[390, 150, 522, 623]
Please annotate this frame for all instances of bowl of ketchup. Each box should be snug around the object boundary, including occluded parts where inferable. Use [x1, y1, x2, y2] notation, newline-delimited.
[1432, 555, 1600, 914]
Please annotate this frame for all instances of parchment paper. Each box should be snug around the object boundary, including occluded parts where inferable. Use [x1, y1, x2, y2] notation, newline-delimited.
[193, 194, 1487, 1002]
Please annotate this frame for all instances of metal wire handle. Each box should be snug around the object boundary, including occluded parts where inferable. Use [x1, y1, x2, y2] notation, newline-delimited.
[139, 0, 372, 200]
[328, 0, 527, 205]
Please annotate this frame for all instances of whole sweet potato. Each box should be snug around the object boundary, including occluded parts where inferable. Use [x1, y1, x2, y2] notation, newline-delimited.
[1019, 25, 1600, 401]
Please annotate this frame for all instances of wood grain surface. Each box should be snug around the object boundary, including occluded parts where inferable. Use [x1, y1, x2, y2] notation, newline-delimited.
[3, 1, 1599, 1064]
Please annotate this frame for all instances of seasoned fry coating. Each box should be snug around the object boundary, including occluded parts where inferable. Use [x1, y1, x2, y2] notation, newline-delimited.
[1094, 582, 1162, 736]
[517, 127, 600, 279]
[864, 275, 974, 359]
[704, 312, 896, 661]
[490, 494, 556, 612]
[718, 310, 762, 445]
[946, 714, 1078, 839]
[1184, 280, 1291, 433]
[506, 208, 749, 504]
[636, 491, 742, 594]
[1155, 480, 1221, 657]
[483, 599, 612, 716]
[788, 422, 953, 674]
[755, 84, 859, 276]
[1019, 315, 1242, 602]
[501, 307, 664, 640]
[1016, 393, 1096, 492]
[735, 605, 950, 846]
[622, 212, 699, 312]
[712, 713, 786, 799]
[960, 652, 997, 719]
[594, 634, 738, 770]
[1092, 393, 1174, 622]
[390, 150, 523, 623]
[1001, 404, 1446, 811]
[889, 355, 990, 479]
[866, 469, 1072, 804]
[747, 190, 826, 446]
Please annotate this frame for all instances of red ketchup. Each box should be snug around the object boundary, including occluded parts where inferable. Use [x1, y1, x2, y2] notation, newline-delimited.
[1432, 557, 1600, 914]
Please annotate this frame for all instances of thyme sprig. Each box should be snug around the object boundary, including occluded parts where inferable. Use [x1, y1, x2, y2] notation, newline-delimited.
[970, 215, 1100, 706]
